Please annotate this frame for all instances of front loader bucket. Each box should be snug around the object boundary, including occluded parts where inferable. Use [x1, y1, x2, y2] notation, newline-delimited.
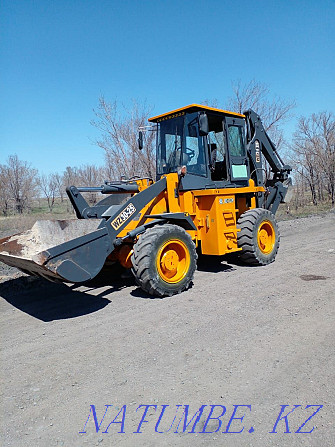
[0, 220, 112, 283]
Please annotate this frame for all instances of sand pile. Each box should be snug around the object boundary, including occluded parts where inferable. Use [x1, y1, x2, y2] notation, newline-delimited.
[0, 219, 101, 259]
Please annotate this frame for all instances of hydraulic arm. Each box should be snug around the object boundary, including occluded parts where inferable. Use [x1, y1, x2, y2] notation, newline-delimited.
[244, 109, 292, 213]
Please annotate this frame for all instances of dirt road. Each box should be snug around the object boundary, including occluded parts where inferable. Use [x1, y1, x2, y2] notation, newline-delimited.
[1, 214, 334, 447]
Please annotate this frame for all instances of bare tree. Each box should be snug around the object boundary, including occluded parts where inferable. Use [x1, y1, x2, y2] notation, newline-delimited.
[227, 80, 269, 115]
[289, 139, 319, 205]
[77, 164, 105, 205]
[39, 173, 58, 212]
[291, 112, 335, 205]
[0, 155, 38, 214]
[63, 166, 79, 189]
[0, 178, 11, 216]
[292, 172, 307, 210]
[77, 164, 103, 186]
[203, 80, 295, 149]
[201, 98, 219, 108]
[91, 97, 156, 180]
[226, 80, 296, 148]
[315, 112, 335, 205]
[53, 173, 65, 202]
[62, 166, 80, 213]
[61, 164, 106, 207]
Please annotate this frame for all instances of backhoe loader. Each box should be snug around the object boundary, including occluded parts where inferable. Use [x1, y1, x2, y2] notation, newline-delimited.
[0, 104, 291, 297]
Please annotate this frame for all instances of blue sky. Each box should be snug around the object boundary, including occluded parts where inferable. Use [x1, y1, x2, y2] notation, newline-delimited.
[1, 0, 334, 175]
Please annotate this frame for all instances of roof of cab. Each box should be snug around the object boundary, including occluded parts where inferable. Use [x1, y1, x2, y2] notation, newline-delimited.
[148, 103, 245, 122]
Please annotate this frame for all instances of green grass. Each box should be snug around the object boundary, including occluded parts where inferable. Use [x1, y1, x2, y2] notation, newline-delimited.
[0, 198, 75, 234]
[29, 198, 72, 215]
[276, 201, 334, 221]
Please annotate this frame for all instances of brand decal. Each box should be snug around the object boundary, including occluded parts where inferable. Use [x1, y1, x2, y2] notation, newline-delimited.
[255, 140, 261, 163]
[111, 203, 136, 230]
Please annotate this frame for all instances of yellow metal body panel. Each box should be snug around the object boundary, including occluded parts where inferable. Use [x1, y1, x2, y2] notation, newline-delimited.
[193, 193, 238, 255]
[114, 174, 265, 262]
[148, 104, 245, 122]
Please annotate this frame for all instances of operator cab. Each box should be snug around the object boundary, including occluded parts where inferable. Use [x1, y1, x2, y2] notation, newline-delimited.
[148, 104, 250, 190]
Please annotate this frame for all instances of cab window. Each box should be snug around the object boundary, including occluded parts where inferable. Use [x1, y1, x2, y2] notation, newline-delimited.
[208, 130, 225, 162]
[156, 116, 184, 174]
[183, 114, 206, 176]
[228, 126, 245, 157]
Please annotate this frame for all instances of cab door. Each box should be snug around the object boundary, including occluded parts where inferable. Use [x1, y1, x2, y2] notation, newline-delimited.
[224, 116, 250, 184]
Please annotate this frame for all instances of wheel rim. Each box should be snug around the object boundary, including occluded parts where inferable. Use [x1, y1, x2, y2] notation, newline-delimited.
[257, 220, 275, 254]
[156, 239, 190, 284]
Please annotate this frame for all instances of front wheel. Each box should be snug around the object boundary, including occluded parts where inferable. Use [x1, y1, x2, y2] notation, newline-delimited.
[131, 224, 197, 297]
[237, 208, 280, 265]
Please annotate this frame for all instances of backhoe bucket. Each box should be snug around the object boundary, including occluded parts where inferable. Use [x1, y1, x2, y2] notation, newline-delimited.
[0, 220, 112, 283]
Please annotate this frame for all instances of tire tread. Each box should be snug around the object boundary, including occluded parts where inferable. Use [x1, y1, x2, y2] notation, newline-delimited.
[131, 224, 197, 297]
[237, 208, 280, 266]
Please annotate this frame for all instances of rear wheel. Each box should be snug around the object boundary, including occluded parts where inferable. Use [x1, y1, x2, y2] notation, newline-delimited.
[237, 208, 280, 265]
[131, 224, 197, 297]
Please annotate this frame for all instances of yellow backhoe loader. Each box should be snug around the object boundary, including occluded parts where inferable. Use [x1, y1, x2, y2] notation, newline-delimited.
[0, 104, 291, 297]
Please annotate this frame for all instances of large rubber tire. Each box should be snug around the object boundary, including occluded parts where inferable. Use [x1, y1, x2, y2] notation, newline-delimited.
[131, 224, 197, 297]
[237, 208, 280, 266]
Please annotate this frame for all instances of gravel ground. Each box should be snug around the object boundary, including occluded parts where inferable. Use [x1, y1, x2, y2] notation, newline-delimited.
[0, 213, 334, 447]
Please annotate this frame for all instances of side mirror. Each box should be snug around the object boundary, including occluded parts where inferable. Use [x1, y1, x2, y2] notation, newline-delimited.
[199, 113, 209, 136]
[138, 131, 143, 150]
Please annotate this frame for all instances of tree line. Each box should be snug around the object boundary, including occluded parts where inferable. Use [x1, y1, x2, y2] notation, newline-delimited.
[0, 80, 334, 216]
[0, 159, 110, 215]
[290, 112, 335, 206]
